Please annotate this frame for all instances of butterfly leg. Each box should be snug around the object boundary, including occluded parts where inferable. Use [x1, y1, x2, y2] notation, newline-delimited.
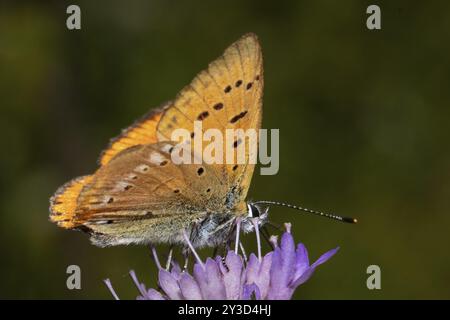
[261, 226, 275, 250]
[213, 225, 235, 259]
[212, 246, 219, 257]
[212, 243, 231, 271]
[267, 220, 283, 233]
[221, 243, 231, 256]
[212, 245, 230, 272]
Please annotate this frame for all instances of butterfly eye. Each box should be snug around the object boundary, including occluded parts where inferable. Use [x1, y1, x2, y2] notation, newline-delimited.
[247, 203, 260, 218]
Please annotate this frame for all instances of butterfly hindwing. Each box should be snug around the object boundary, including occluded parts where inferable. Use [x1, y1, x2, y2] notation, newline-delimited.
[50, 175, 93, 228]
[80, 143, 225, 216]
[71, 142, 229, 245]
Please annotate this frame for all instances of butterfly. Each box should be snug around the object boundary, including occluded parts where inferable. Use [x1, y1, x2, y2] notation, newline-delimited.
[49, 33, 267, 248]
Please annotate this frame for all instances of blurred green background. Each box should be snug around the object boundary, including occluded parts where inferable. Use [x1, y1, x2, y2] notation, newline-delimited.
[1, 0, 449, 299]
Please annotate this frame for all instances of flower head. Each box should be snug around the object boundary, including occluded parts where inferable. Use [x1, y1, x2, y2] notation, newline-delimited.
[104, 222, 338, 300]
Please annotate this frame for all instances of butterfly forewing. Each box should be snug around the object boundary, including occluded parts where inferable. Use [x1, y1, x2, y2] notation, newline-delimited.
[156, 33, 263, 206]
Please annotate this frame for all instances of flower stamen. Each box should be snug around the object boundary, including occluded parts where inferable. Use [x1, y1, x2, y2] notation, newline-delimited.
[284, 222, 292, 233]
[103, 278, 120, 300]
[239, 241, 248, 263]
[269, 235, 278, 248]
[129, 270, 148, 297]
[183, 250, 189, 271]
[150, 245, 162, 270]
[234, 218, 242, 254]
[165, 248, 173, 271]
[252, 219, 262, 261]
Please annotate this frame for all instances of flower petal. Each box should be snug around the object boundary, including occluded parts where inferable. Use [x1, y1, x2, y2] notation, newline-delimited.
[193, 258, 226, 300]
[245, 253, 260, 281]
[278, 231, 297, 283]
[141, 288, 166, 300]
[311, 247, 339, 268]
[179, 273, 203, 300]
[244, 252, 273, 299]
[158, 269, 183, 300]
[171, 262, 182, 278]
[291, 247, 339, 288]
[242, 284, 261, 300]
[217, 251, 244, 300]
[266, 231, 296, 299]
[291, 267, 315, 288]
[293, 243, 310, 280]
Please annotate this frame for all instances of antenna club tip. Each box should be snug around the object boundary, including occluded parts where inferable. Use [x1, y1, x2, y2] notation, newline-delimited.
[343, 217, 358, 224]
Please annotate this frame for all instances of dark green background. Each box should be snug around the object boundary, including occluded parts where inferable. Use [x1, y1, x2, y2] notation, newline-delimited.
[1, 0, 449, 299]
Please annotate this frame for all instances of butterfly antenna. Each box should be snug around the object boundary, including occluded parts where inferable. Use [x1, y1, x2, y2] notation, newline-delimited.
[253, 200, 357, 224]
[261, 226, 275, 250]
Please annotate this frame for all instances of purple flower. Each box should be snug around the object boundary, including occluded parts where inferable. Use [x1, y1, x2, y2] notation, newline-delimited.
[104, 222, 338, 300]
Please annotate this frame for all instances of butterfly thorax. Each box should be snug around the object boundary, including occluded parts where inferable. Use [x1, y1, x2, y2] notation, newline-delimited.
[187, 202, 268, 248]
[188, 212, 237, 248]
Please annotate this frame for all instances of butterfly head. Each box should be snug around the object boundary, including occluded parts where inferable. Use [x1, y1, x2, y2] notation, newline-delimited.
[240, 202, 269, 233]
